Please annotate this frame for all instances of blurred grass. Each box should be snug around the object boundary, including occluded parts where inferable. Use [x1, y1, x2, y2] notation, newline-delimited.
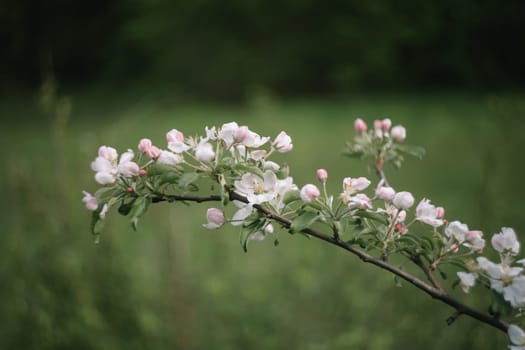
[1, 90, 524, 349]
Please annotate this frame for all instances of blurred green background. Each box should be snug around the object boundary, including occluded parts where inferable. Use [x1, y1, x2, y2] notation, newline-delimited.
[2, 1, 525, 349]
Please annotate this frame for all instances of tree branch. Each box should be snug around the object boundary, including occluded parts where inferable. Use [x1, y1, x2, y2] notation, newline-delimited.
[152, 190, 509, 333]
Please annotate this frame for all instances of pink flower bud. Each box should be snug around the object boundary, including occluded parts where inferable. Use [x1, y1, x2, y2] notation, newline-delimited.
[316, 168, 328, 182]
[138, 138, 153, 153]
[146, 145, 161, 158]
[203, 208, 225, 229]
[139, 169, 147, 176]
[450, 243, 459, 253]
[376, 186, 396, 201]
[118, 161, 140, 177]
[436, 206, 445, 219]
[300, 184, 321, 203]
[82, 191, 98, 211]
[391, 125, 406, 142]
[382, 118, 392, 131]
[397, 210, 407, 222]
[354, 118, 367, 133]
[392, 191, 414, 209]
[166, 129, 184, 143]
[374, 120, 383, 129]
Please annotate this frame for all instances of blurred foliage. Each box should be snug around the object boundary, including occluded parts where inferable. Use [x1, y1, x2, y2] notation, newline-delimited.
[1, 90, 524, 349]
[1, 0, 525, 98]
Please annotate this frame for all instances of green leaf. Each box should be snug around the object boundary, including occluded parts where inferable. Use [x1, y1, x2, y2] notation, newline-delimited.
[276, 164, 289, 179]
[290, 211, 318, 234]
[354, 210, 388, 225]
[147, 164, 179, 176]
[118, 198, 136, 216]
[129, 196, 152, 230]
[282, 190, 301, 205]
[94, 186, 117, 202]
[178, 172, 200, 189]
[159, 172, 180, 185]
[396, 144, 426, 159]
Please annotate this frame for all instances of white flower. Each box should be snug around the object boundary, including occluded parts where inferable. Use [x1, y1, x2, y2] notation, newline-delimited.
[195, 141, 215, 162]
[251, 224, 275, 241]
[273, 131, 293, 152]
[300, 184, 320, 203]
[156, 150, 182, 165]
[231, 201, 254, 226]
[82, 191, 98, 211]
[341, 177, 371, 204]
[234, 171, 276, 204]
[492, 227, 520, 255]
[415, 198, 444, 227]
[243, 130, 270, 148]
[99, 203, 109, 219]
[391, 125, 406, 142]
[445, 221, 469, 242]
[203, 208, 225, 229]
[91, 156, 116, 184]
[98, 145, 118, 162]
[477, 257, 525, 308]
[218, 122, 239, 146]
[91, 148, 139, 184]
[465, 230, 485, 253]
[205, 126, 217, 141]
[392, 191, 414, 209]
[263, 161, 280, 171]
[508, 325, 525, 349]
[457, 272, 477, 293]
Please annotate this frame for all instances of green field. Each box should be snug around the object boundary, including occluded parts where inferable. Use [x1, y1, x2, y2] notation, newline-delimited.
[2, 91, 524, 349]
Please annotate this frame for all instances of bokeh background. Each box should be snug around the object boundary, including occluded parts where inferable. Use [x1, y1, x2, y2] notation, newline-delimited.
[2, 1, 525, 349]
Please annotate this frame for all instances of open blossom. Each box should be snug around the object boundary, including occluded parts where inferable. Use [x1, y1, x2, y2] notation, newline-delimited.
[392, 191, 414, 209]
[234, 126, 249, 143]
[273, 131, 293, 152]
[492, 227, 520, 255]
[117, 150, 140, 177]
[354, 118, 367, 133]
[391, 125, 406, 142]
[219, 122, 239, 146]
[243, 130, 270, 148]
[508, 325, 525, 349]
[156, 150, 182, 165]
[347, 193, 372, 209]
[415, 198, 444, 227]
[234, 171, 277, 204]
[445, 221, 469, 242]
[98, 146, 118, 162]
[91, 148, 139, 184]
[477, 257, 525, 308]
[82, 191, 98, 211]
[300, 184, 320, 203]
[195, 141, 215, 162]
[341, 177, 371, 204]
[203, 208, 225, 229]
[457, 272, 477, 293]
[465, 230, 485, 253]
[167, 129, 191, 153]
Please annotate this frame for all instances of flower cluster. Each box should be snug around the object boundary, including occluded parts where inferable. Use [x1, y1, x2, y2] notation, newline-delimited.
[82, 118, 524, 348]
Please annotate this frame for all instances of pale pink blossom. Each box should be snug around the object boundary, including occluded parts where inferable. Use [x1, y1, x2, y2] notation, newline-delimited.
[195, 142, 215, 162]
[382, 118, 392, 131]
[397, 210, 407, 222]
[343, 177, 371, 193]
[415, 198, 444, 227]
[219, 122, 239, 146]
[391, 125, 406, 142]
[234, 171, 276, 204]
[82, 191, 98, 211]
[203, 208, 225, 229]
[138, 138, 161, 158]
[316, 169, 328, 182]
[392, 191, 414, 209]
[117, 150, 140, 177]
[492, 227, 520, 255]
[156, 150, 182, 165]
[98, 146, 118, 162]
[300, 184, 320, 203]
[91, 156, 116, 184]
[273, 131, 293, 152]
[205, 126, 217, 140]
[373, 120, 383, 138]
[465, 230, 485, 253]
[347, 194, 372, 210]
[457, 272, 477, 293]
[243, 130, 270, 148]
[354, 118, 367, 133]
[234, 126, 250, 142]
[231, 201, 254, 226]
[477, 257, 525, 307]
[167, 129, 191, 153]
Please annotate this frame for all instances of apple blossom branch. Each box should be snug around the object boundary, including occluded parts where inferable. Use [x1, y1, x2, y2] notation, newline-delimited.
[151, 189, 508, 333]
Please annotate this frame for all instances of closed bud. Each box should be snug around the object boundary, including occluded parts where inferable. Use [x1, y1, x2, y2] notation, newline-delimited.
[316, 168, 328, 183]
[392, 191, 414, 209]
[300, 184, 321, 203]
[354, 118, 367, 133]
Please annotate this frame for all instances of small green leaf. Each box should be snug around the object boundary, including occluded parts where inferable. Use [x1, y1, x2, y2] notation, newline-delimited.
[95, 186, 117, 202]
[129, 196, 152, 230]
[118, 198, 136, 216]
[276, 164, 289, 179]
[159, 172, 180, 185]
[178, 172, 200, 189]
[282, 190, 301, 205]
[147, 164, 179, 176]
[233, 164, 265, 179]
[290, 211, 318, 233]
[354, 210, 388, 225]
